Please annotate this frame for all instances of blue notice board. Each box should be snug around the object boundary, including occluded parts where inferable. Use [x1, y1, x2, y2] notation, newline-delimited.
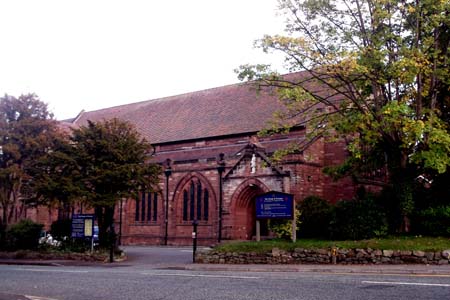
[256, 192, 294, 219]
[71, 214, 95, 238]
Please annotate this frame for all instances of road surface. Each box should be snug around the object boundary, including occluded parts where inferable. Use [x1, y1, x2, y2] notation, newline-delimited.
[1, 263, 450, 300]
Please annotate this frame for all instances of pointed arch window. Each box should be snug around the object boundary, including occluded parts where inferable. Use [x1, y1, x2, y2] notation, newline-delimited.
[141, 193, 146, 221]
[183, 190, 188, 221]
[182, 179, 210, 222]
[135, 199, 140, 221]
[189, 182, 195, 220]
[135, 192, 160, 223]
[196, 182, 202, 220]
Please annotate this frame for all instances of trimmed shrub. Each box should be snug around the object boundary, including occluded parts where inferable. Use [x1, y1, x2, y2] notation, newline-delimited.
[7, 219, 43, 250]
[296, 196, 332, 238]
[413, 206, 450, 236]
[330, 195, 388, 240]
[0, 224, 6, 250]
[61, 238, 92, 253]
[268, 219, 293, 239]
[50, 218, 72, 240]
[268, 209, 301, 240]
[375, 187, 402, 233]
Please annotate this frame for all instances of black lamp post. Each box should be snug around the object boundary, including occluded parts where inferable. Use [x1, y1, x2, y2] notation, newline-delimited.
[217, 153, 225, 243]
[164, 159, 172, 246]
[109, 222, 115, 263]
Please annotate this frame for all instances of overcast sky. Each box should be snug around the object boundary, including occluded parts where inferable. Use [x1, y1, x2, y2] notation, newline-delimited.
[0, 0, 286, 120]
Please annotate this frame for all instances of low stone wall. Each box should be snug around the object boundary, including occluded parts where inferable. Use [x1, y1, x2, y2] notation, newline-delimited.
[195, 248, 450, 265]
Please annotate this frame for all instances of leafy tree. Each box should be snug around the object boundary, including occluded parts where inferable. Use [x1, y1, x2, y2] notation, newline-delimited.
[0, 94, 57, 231]
[26, 133, 82, 219]
[238, 0, 450, 232]
[70, 119, 161, 246]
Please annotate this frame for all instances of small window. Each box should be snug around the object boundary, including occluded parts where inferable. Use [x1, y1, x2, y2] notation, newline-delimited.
[141, 193, 146, 221]
[147, 193, 152, 221]
[153, 193, 158, 221]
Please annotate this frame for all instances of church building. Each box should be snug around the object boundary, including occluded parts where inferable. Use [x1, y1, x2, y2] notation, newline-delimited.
[56, 76, 357, 246]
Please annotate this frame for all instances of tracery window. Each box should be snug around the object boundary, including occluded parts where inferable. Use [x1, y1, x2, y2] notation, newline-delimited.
[135, 192, 159, 222]
[182, 180, 209, 222]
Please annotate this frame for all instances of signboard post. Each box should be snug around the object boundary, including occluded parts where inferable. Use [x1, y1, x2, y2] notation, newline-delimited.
[71, 214, 95, 251]
[256, 191, 295, 242]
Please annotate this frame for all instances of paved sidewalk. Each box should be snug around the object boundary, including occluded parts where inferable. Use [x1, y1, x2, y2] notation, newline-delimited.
[0, 258, 104, 267]
[2, 257, 450, 276]
[2, 245, 450, 275]
[178, 263, 450, 275]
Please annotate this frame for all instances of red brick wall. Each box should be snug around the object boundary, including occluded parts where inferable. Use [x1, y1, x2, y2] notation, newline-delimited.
[120, 130, 358, 245]
[4, 129, 358, 246]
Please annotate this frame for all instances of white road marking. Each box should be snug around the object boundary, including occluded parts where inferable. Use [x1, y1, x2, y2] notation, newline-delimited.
[362, 280, 450, 287]
[141, 272, 260, 279]
[180, 248, 210, 252]
[25, 295, 59, 300]
[328, 272, 450, 278]
[14, 268, 88, 273]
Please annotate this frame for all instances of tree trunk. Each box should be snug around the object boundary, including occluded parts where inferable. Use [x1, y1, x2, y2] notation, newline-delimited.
[7, 204, 14, 226]
[385, 147, 415, 233]
[392, 171, 414, 233]
[0, 206, 6, 246]
[95, 206, 107, 248]
[96, 205, 116, 248]
[400, 214, 411, 233]
[1, 204, 7, 229]
[105, 205, 116, 263]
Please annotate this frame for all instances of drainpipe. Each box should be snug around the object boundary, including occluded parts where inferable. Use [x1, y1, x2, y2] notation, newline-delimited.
[217, 153, 225, 243]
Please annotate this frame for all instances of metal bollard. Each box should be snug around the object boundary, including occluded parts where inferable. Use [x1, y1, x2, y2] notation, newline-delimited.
[192, 220, 198, 263]
[331, 247, 337, 265]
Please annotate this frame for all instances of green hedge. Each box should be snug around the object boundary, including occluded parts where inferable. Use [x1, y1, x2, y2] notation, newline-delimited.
[330, 195, 388, 240]
[6, 219, 43, 250]
[413, 206, 450, 236]
[296, 196, 332, 238]
[50, 218, 72, 240]
[294, 194, 388, 240]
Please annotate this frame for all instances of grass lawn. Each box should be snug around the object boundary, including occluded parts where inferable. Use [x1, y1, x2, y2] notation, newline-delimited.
[214, 236, 450, 253]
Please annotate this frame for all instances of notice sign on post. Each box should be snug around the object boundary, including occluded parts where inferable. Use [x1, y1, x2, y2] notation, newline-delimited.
[256, 192, 294, 219]
[71, 214, 95, 238]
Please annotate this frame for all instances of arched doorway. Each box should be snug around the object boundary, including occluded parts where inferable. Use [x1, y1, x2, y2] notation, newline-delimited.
[230, 179, 270, 240]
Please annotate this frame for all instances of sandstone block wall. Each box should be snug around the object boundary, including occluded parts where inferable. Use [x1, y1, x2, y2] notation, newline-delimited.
[196, 248, 450, 265]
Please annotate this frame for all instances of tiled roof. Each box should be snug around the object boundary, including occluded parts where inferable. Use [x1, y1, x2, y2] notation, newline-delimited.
[57, 121, 77, 134]
[69, 71, 332, 144]
[71, 84, 282, 144]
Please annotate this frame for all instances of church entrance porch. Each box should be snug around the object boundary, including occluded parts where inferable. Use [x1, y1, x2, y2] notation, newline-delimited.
[230, 179, 270, 240]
